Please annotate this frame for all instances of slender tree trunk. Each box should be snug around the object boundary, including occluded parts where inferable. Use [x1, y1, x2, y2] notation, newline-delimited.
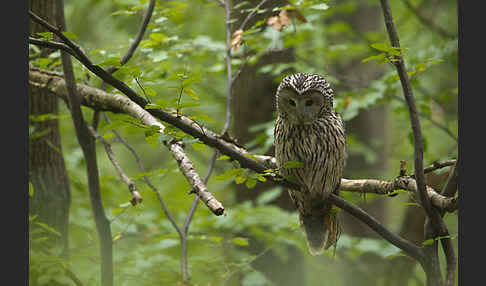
[231, 1, 306, 285]
[29, 0, 71, 255]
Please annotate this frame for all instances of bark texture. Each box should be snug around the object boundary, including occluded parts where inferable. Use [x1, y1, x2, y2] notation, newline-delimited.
[29, 0, 71, 253]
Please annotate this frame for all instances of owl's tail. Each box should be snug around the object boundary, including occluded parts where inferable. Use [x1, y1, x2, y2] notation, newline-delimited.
[300, 208, 340, 256]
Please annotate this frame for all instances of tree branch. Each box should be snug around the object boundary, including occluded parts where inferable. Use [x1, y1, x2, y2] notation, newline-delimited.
[105, 0, 156, 75]
[401, 0, 455, 39]
[379, 1, 455, 285]
[29, 66, 225, 216]
[379, 0, 431, 218]
[329, 194, 424, 261]
[103, 113, 183, 237]
[87, 125, 143, 206]
[341, 177, 457, 212]
[30, 67, 458, 214]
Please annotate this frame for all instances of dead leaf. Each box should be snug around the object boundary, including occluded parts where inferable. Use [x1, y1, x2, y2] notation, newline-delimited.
[344, 97, 352, 108]
[267, 10, 291, 31]
[229, 29, 243, 52]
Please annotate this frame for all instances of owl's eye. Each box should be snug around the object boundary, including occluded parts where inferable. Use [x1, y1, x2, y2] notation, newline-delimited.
[288, 99, 296, 107]
[305, 99, 313, 106]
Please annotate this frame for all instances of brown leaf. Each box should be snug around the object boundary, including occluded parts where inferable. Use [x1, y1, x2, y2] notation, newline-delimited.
[229, 29, 243, 52]
[344, 97, 352, 109]
[267, 10, 291, 31]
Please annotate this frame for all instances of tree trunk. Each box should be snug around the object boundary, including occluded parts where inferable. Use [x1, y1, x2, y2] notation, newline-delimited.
[29, 0, 71, 255]
[231, 1, 306, 285]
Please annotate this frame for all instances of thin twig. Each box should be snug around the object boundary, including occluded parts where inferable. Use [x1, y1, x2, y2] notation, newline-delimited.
[401, 0, 455, 39]
[87, 125, 143, 206]
[388, 93, 457, 142]
[329, 194, 424, 261]
[238, 0, 270, 32]
[106, 0, 156, 74]
[180, 151, 219, 281]
[103, 113, 183, 236]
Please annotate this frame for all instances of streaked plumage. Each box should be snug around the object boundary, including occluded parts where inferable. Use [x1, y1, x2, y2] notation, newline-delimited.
[274, 73, 346, 255]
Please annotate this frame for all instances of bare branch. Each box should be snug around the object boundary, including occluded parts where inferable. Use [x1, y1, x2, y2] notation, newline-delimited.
[340, 177, 457, 212]
[29, 37, 77, 58]
[329, 194, 424, 261]
[401, 0, 455, 39]
[388, 93, 457, 142]
[103, 113, 183, 237]
[105, 0, 156, 74]
[238, 0, 270, 32]
[87, 126, 143, 206]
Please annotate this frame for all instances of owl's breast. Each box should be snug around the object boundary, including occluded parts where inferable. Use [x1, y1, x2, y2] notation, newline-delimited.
[274, 116, 346, 195]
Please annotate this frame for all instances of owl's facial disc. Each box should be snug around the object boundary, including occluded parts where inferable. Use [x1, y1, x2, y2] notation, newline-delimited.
[278, 89, 325, 125]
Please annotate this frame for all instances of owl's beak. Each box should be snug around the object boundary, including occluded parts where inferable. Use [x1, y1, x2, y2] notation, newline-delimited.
[296, 114, 313, 124]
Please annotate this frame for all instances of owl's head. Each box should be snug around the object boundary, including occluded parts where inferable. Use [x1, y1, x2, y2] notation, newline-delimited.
[276, 73, 334, 125]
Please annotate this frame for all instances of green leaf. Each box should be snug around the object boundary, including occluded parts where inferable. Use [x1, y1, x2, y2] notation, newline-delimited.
[235, 173, 247, 184]
[255, 173, 267, 182]
[404, 202, 420, 207]
[29, 182, 34, 197]
[421, 238, 434, 246]
[144, 87, 157, 97]
[62, 31, 78, 40]
[282, 161, 304, 169]
[216, 155, 231, 161]
[214, 168, 243, 181]
[145, 132, 160, 147]
[362, 53, 386, 63]
[192, 141, 206, 151]
[35, 222, 62, 237]
[422, 234, 456, 246]
[232, 237, 249, 246]
[147, 50, 168, 62]
[233, 1, 249, 9]
[149, 32, 167, 42]
[99, 57, 122, 67]
[414, 62, 427, 72]
[36, 32, 52, 40]
[256, 187, 282, 205]
[242, 270, 268, 286]
[183, 87, 199, 100]
[370, 42, 396, 52]
[309, 4, 329, 10]
[245, 178, 257, 189]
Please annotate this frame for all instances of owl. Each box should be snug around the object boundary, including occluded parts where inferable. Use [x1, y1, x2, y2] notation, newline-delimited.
[274, 73, 346, 255]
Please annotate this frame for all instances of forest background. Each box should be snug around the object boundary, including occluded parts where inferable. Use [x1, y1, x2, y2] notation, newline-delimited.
[28, 0, 458, 285]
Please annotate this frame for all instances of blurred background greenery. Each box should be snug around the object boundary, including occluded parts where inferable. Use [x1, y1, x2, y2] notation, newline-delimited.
[29, 0, 458, 285]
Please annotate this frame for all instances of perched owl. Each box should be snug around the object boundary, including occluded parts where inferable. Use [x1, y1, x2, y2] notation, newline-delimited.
[274, 73, 346, 255]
